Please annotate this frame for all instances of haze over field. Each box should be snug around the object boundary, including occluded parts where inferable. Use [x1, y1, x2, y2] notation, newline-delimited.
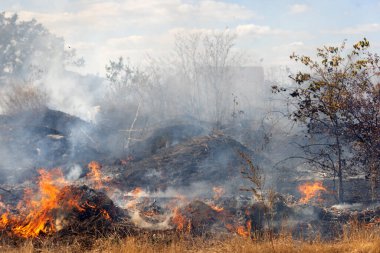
[0, 1, 380, 252]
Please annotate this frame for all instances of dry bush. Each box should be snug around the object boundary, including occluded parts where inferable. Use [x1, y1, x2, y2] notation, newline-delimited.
[0, 83, 48, 115]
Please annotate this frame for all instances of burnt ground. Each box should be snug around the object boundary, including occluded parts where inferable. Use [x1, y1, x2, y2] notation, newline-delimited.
[107, 134, 256, 193]
[0, 108, 102, 182]
[0, 108, 379, 242]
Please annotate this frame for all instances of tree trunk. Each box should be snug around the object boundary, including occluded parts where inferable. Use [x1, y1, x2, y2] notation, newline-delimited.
[337, 165, 344, 203]
[336, 135, 344, 203]
[370, 163, 378, 202]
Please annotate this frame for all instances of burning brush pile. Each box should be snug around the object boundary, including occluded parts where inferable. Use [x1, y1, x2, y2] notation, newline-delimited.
[0, 165, 130, 240]
[0, 160, 255, 241]
[0, 110, 379, 248]
[0, 160, 379, 244]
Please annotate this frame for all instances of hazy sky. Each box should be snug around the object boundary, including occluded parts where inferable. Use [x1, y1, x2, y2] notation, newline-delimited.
[1, 0, 380, 75]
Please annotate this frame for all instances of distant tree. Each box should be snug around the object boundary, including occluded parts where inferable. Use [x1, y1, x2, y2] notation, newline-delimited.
[0, 12, 84, 115]
[101, 57, 151, 152]
[272, 39, 380, 203]
[0, 12, 83, 83]
[174, 29, 243, 127]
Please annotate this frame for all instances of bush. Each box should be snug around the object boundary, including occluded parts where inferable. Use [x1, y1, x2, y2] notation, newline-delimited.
[0, 83, 48, 115]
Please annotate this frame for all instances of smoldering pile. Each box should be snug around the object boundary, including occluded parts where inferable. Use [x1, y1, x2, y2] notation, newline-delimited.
[0, 108, 379, 245]
[1, 162, 379, 243]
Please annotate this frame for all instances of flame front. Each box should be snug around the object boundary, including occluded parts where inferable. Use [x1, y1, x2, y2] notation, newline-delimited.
[0, 169, 78, 237]
[298, 181, 327, 204]
[172, 207, 190, 233]
[87, 161, 103, 189]
[208, 204, 224, 212]
[226, 220, 251, 237]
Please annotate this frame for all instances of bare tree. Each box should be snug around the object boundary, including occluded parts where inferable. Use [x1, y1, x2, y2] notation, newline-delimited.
[100, 57, 151, 153]
[174, 29, 243, 127]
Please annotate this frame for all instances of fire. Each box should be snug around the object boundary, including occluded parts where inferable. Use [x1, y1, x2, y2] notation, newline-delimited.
[0, 213, 8, 229]
[226, 220, 251, 237]
[124, 187, 148, 209]
[298, 181, 327, 204]
[0, 169, 85, 238]
[237, 220, 252, 237]
[206, 187, 225, 212]
[87, 161, 103, 189]
[100, 209, 111, 220]
[130, 187, 144, 197]
[236, 226, 249, 237]
[84, 201, 111, 220]
[172, 207, 190, 232]
[172, 207, 185, 230]
[0, 168, 115, 238]
[209, 204, 224, 212]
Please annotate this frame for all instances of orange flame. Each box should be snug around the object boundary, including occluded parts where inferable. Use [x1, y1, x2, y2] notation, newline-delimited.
[298, 181, 327, 204]
[226, 220, 251, 237]
[0, 169, 85, 238]
[0, 168, 112, 238]
[87, 161, 103, 189]
[236, 226, 249, 237]
[172, 207, 191, 232]
[124, 187, 148, 209]
[0, 213, 9, 229]
[100, 209, 111, 220]
[130, 187, 144, 196]
[209, 204, 224, 212]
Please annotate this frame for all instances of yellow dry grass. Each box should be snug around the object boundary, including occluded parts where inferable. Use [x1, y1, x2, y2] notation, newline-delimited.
[1, 226, 379, 253]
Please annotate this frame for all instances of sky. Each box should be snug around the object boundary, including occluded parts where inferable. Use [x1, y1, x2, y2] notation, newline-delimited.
[1, 0, 380, 75]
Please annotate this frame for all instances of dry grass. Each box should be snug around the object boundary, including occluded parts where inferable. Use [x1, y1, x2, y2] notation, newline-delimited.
[1, 226, 379, 253]
[0, 82, 48, 115]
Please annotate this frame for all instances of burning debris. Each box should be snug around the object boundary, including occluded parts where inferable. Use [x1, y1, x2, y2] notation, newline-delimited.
[298, 181, 328, 204]
[0, 109, 378, 246]
[0, 168, 125, 239]
[0, 159, 379, 243]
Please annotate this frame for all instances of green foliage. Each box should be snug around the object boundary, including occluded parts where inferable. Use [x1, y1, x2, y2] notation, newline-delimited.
[273, 38, 380, 202]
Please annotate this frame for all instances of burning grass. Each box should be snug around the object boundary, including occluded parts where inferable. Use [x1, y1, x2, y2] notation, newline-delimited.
[1, 160, 379, 252]
[0, 225, 379, 253]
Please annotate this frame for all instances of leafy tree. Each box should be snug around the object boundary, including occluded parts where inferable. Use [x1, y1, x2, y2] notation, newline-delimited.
[342, 45, 380, 200]
[0, 12, 83, 84]
[273, 38, 380, 203]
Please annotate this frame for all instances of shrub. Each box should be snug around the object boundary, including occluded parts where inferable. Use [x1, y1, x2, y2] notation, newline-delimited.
[0, 82, 48, 115]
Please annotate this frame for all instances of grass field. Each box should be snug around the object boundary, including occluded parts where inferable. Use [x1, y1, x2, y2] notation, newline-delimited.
[1, 225, 379, 253]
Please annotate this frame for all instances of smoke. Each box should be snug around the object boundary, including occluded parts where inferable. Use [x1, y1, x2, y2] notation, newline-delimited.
[129, 211, 172, 230]
[0, 12, 303, 215]
[66, 164, 83, 181]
